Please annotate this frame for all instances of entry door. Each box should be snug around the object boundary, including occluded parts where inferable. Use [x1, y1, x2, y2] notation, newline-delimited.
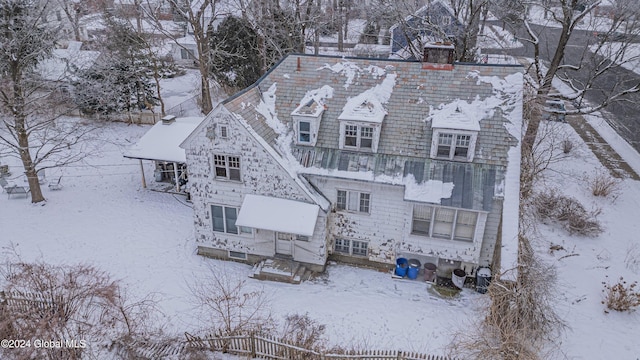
[275, 233, 293, 256]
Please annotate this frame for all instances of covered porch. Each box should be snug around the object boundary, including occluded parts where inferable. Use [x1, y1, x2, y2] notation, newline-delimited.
[123, 115, 204, 194]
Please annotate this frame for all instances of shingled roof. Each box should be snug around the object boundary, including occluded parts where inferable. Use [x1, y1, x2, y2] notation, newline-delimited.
[221, 54, 523, 211]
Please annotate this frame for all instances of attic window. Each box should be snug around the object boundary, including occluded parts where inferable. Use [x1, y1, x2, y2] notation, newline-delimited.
[431, 129, 476, 162]
[344, 124, 373, 150]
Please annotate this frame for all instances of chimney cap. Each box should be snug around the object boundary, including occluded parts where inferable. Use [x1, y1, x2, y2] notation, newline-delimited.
[161, 115, 176, 125]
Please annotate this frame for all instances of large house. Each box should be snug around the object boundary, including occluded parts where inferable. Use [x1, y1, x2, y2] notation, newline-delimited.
[389, 0, 465, 60]
[180, 48, 523, 279]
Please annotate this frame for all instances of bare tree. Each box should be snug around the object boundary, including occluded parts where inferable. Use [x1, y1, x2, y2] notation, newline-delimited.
[190, 269, 274, 339]
[142, 0, 230, 114]
[511, 0, 640, 155]
[0, 0, 99, 203]
[55, 0, 87, 41]
[0, 261, 165, 360]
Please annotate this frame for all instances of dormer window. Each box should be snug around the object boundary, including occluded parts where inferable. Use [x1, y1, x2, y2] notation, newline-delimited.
[428, 99, 481, 162]
[291, 85, 333, 147]
[299, 121, 311, 143]
[344, 124, 373, 149]
[431, 129, 477, 162]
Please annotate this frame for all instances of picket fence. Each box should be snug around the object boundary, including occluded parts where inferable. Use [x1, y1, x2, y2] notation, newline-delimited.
[184, 332, 453, 360]
[0, 291, 452, 360]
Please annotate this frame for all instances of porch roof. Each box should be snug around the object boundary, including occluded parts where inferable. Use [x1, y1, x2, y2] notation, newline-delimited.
[124, 117, 204, 163]
[235, 194, 319, 237]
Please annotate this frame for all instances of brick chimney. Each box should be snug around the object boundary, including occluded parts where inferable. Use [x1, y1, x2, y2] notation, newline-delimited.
[422, 42, 455, 70]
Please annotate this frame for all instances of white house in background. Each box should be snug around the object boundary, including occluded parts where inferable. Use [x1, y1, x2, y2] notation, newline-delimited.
[180, 48, 523, 279]
[38, 41, 101, 83]
[171, 35, 199, 65]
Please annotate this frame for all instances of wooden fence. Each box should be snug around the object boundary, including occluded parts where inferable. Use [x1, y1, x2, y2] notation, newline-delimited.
[0, 290, 60, 315]
[184, 332, 453, 360]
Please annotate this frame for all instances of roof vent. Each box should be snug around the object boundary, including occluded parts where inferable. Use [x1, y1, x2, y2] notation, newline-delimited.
[161, 115, 176, 125]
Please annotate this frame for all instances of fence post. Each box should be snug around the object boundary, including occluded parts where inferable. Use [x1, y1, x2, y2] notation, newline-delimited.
[250, 332, 256, 358]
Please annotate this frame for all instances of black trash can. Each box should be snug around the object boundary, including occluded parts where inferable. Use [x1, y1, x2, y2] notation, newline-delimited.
[476, 267, 492, 294]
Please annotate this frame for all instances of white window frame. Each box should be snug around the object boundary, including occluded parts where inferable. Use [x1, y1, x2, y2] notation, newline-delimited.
[431, 129, 477, 162]
[213, 154, 241, 181]
[410, 204, 479, 242]
[336, 190, 370, 214]
[277, 232, 310, 241]
[298, 120, 311, 144]
[342, 123, 375, 150]
[219, 125, 228, 139]
[211, 205, 252, 235]
[334, 238, 369, 257]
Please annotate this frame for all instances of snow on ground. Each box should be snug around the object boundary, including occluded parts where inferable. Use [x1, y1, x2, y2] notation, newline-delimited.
[528, 120, 640, 359]
[0, 120, 484, 357]
[1, 110, 639, 358]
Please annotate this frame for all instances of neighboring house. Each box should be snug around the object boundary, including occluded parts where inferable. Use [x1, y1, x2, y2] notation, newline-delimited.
[180, 47, 523, 278]
[38, 41, 101, 83]
[171, 35, 199, 65]
[389, 0, 465, 59]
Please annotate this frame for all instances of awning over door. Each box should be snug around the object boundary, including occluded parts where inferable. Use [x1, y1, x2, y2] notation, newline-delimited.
[235, 194, 320, 237]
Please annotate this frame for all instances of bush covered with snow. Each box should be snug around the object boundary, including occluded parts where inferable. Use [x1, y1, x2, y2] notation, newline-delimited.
[532, 190, 602, 236]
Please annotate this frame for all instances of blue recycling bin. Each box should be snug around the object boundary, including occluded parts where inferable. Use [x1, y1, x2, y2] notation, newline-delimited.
[395, 258, 408, 277]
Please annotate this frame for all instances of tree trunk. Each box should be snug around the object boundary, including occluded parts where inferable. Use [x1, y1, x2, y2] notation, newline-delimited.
[336, 0, 343, 52]
[12, 74, 45, 203]
[523, 10, 573, 156]
[200, 72, 213, 114]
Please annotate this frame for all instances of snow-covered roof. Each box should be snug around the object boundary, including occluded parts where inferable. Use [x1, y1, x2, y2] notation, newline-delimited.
[38, 42, 100, 82]
[235, 194, 320, 236]
[429, 97, 494, 131]
[337, 73, 396, 123]
[124, 117, 204, 163]
[211, 55, 522, 213]
[291, 85, 334, 117]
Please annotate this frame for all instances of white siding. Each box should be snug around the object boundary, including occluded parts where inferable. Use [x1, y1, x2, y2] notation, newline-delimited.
[307, 174, 492, 266]
[184, 106, 328, 266]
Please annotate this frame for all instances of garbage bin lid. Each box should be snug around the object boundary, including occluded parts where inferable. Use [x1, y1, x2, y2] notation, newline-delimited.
[477, 267, 491, 277]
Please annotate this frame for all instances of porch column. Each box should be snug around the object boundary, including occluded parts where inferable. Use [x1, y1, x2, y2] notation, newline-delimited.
[173, 162, 180, 192]
[139, 159, 147, 188]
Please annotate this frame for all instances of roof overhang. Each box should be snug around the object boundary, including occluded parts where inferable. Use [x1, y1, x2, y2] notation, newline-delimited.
[123, 117, 204, 163]
[235, 194, 320, 236]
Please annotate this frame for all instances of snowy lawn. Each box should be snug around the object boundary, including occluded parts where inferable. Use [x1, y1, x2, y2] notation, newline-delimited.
[2, 113, 639, 358]
[0, 120, 484, 357]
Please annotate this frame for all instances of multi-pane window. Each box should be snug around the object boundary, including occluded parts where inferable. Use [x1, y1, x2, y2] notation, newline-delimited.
[454, 211, 478, 241]
[336, 190, 370, 213]
[343, 124, 374, 150]
[334, 238, 350, 254]
[219, 125, 228, 139]
[454, 135, 470, 158]
[412, 205, 433, 235]
[277, 232, 309, 241]
[437, 133, 453, 157]
[334, 239, 368, 257]
[411, 205, 479, 242]
[211, 205, 251, 235]
[214, 155, 241, 181]
[432, 208, 455, 239]
[435, 132, 474, 161]
[345, 125, 358, 147]
[299, 121, 311, 143]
